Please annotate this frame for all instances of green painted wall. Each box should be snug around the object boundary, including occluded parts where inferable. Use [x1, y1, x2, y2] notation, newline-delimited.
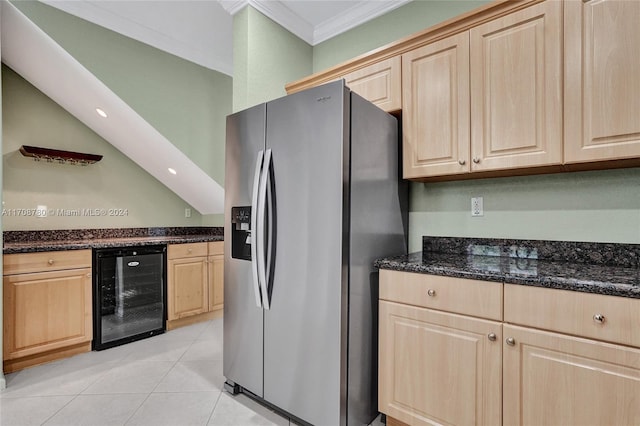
[310, 0, 640, 251]
[8, 1, 231, 228]
[2, 66, 203, 230]
[312, 0, 491, 72]
[233, 6, 312, 111]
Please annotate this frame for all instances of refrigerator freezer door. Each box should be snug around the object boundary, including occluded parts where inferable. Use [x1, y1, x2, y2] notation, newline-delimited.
[224, 104, 266, 397]
[263, 81, 349, 425]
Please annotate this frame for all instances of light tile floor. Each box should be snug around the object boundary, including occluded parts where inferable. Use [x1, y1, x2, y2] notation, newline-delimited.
[0, 318, 384, 426]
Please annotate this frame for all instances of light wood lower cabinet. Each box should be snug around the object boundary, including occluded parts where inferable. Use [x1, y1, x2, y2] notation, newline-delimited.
[503, 324, 640, 426]
[167, 241, 224, 329]
[208, 242, 224, 312]
[379, 301, 502, 426]
[3, 250, 92, 373]
[380, 271, 640, 425]
[379, 270, 503, 426]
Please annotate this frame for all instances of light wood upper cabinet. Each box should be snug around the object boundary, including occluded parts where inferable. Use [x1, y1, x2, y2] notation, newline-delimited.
[403, 0, 562, 179]
[503, 324, 640, 426]
[402, 32, 470, 178]
[3, 250, 93, 373]
[469, 0, 562, 171]
[564, 0, 640, 163]
[343, 57, 402, 112]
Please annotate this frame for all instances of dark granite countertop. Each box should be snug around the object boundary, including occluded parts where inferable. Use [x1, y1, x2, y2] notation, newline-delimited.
[375, 237, 640, 299]
[3, 227, 224, 254]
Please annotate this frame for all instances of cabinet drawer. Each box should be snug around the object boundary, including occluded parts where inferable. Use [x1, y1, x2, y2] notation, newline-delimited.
[380, 270, 503, 321]
[3, 249, 92, 275]
[208, 241, 224, 256]
[504, 284, 640, 347]
[168, 242, 208, 259]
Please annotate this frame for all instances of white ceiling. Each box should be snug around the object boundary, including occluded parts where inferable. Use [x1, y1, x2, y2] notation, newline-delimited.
[40, 0, 410, 76]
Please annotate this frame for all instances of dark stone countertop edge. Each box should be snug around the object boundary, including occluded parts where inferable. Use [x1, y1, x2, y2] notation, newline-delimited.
[374, 255, 640, 300]
[3, 234, 223, 254]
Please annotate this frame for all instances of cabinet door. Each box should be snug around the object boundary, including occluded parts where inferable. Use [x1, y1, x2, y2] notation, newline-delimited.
[379, 300, 502, 426]
[344, 57, 402, 112]
[564, 0, 640, 163]
[167, 256, 208, 320]
[503, 324, 640, 426]
[470, 0, 562, 171]
[208, 254, 224, 312]
[3, 268, 92, 360]
[402, 32, 470, 178]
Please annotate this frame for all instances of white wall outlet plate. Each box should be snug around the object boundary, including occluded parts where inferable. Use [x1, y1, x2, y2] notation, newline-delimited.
[471, 197, 483, 217]
[185, 208, 191, 218]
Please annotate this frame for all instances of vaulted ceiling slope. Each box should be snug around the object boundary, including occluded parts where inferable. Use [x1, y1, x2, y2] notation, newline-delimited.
[1, 1, 225, 214]
[40, 0, 411, 75]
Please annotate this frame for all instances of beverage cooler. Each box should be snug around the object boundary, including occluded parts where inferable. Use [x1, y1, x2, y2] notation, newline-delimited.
[93, 245, 167, 350]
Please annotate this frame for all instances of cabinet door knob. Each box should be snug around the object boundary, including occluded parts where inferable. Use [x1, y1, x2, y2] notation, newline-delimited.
[427, 289, 436, 297]
[48, 259, 54, 265]
[472, 157, 481, 164]
[593, 314, 605, 324]
[506, 337, 516, 346]
[187, 248, 192, 253]
[488, 333, 497, 341]
[458, 159, 466, 165]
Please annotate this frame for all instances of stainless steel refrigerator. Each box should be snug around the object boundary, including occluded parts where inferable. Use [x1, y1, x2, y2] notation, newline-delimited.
[223, 80, 407, 426]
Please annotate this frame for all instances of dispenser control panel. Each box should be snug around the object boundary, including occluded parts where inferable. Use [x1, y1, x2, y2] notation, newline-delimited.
[231, 206, 252, 261]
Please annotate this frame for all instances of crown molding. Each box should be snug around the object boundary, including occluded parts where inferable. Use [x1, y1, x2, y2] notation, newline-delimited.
[219, 0, 409, 46]
[313, 0, 411, 45]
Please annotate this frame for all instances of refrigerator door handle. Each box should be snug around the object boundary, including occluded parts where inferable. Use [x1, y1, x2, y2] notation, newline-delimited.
[257, 148, 272, 310]
[250, 150, 264, 308]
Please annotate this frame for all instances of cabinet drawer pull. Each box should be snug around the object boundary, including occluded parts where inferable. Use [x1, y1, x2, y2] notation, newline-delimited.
[472, 157, 480, 164]
[593, 314, 605, 324]
[458, 159, 466, 165]
[488, 333, 497, 341]
[427, 289, 436, 297]
[48, 259, 54, 265]
[506, 337, 516, 346]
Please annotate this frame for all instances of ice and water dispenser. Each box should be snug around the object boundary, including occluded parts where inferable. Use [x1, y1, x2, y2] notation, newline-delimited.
[231, 206, 252, 260]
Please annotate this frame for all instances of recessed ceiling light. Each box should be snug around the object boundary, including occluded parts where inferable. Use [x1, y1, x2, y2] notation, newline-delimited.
[96, 107, 108, 118]
[168, 168, 177, 175]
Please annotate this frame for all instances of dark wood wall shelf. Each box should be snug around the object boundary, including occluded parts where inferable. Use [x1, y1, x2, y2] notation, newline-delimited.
[19, 145, 103, 165]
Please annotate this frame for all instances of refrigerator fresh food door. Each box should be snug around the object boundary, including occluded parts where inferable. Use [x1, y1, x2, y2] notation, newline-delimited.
[263, 81, 349, 425]
[224, 104, 266, 397]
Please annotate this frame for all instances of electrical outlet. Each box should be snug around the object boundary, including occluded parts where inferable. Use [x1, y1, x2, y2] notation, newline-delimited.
[185, 208, 191, 218]
[471, 197, 483, 217]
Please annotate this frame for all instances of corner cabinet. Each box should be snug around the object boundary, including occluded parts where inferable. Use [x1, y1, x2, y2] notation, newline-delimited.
[167, 241, 223, 329]
[3, 250, 93, 373]
[564, 0, 640, 164]
[343, 57, 402, 113]
[402, 0, 562, 179]
[378, 270, 503, 426]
